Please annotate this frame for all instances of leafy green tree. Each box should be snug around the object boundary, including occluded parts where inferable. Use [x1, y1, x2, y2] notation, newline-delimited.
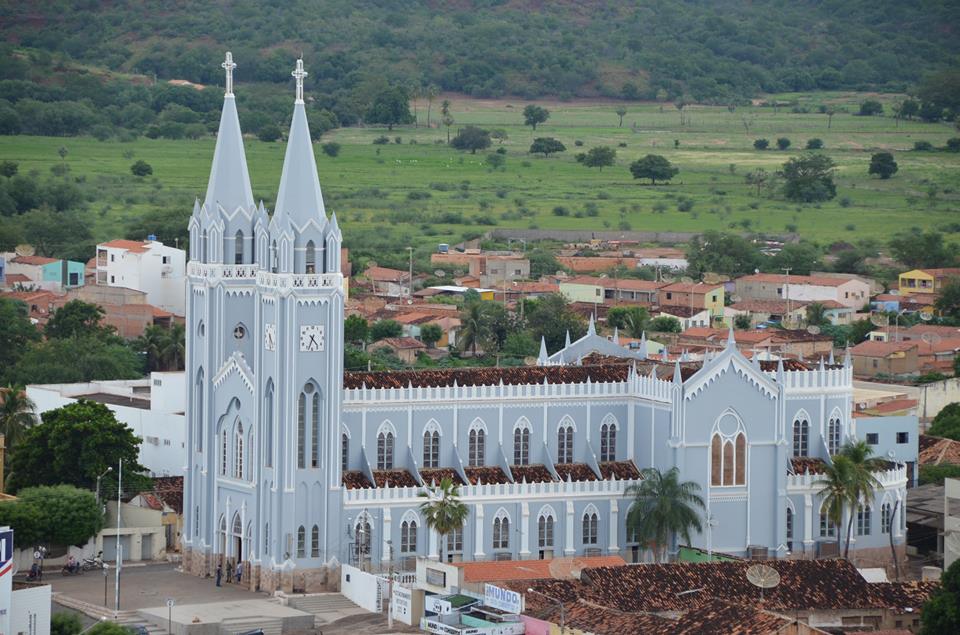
[440, 99, 454, 144]
[0, 298, 41, 382]
[486, 152, 505, 169]
[928, 402, 960, 441]
[806, 138, 823, 150]
[321, 142, 341, 157]
[134, 323, 185, 372]
[419, 477, 469, 562]
[344, 315, 368, 344]
[0, 386, 37, 473]
[815, 455, 854, 550]
[87, 623, 133, 635]
[501, 332, 538, 358]
[770, 242, 823, 275]
[625, 467, 705, 562]
[685, 230, 763, 278]
[837, 441, 884, 558]
[130, 160, 152, 177]
[776, 137, 791, 150]
[868, 152, 898, 180]
[529, 137, 566, 158]
[528, 248, 563, 279]
[946, 138, 960, 153]
[257, 124, 281, 142]
[583, 146, 616, 171]
[629, 154, 678, 185]
[522, 104, 549, 131]
[20, 208, 94, 261]
[7, 400, 149, 494]
[420, 323, 442, 348]
[858, 100, 883, 116]
[365, 86, 414, 131]
[45, 300, 113, 340]
[649, 316, 682, 333]
[935, 279, 960, 319]
[890, 231, 956, 269]
[733, 314, 752, 330]
[900, 98, 920, 120]
[0, 485, 103, 547]
[753, 138, 769, 150]
[8, 337, 143, 385]
[369, 319, 402, 342]
[457, 301, 488, 357]
[51, 613, 83, 635]
[920, 559, 960, 634]
[919, 464, 960, 486]
[615, 107, 627, 127]
[0, 160, 17, 178]
[781, 153, 837, 203]
[917, 69, 960, 116]
[526, 294, 585, 352]
[805, 302, 829, 327]
[451, 126, 491, 154]
[606, 306, 649, 338]
[125, 207, 189, 253]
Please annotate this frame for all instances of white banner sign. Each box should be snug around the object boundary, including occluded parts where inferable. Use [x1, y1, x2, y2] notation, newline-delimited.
[425, 595, 453, 615]
[391, 585, 413, 625]
[484, 583, 522, 614]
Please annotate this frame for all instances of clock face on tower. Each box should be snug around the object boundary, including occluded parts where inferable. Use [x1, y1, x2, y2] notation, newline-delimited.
[299, 324, 324, 352]
[264, 323, 276, 351]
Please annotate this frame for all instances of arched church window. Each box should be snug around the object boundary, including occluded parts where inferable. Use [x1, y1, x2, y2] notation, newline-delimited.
[401, 519, 418, 553]
[305, 241, 316, 274]
[538, 514, 554, 549]
[341, 433, 349, 472]
[600, 422, 617, 462]
[234, 230, 244, 265]
[514, 426, 530, 466]
[200, 230, 208, 262]
[786, 507, 794, 551]
[195, 370, 204, 452]
[711, 432, 746, 487]
[264, 383, 274, 468]
[297, 392, 306, 469]
[792, 418, 809, 457]
[827, 416, 842, 455]
[423, 430, 440, 468]
[234, 421, 244, 479]
[221, 429, 228, 476]
[582, 510, 599, 545]
[311, 390, 320, 468]
[557, 425, 573, 464]
[493, 514, 510, 550]
[378, 430, 394, 470]
[270, 240, 278, 273]
[296, 526, 306, 558]
[311, 525, 320, 557]
[469, 428, 485, 467]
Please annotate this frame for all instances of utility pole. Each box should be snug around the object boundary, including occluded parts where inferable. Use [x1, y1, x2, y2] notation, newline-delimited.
[386, 540, 395, 629]
[406, 247, 413, 300]
[782, 267, 792, 326]
[114, 458, 122, 614]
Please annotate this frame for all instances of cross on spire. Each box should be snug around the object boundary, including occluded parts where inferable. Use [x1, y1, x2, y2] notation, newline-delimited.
[292, 57, 308, 103]
[222, 51, 236, 97]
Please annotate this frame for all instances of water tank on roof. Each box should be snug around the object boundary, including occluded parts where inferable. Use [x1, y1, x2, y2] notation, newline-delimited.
[438, 243, 449, 253]
[147, 234, 157, 242]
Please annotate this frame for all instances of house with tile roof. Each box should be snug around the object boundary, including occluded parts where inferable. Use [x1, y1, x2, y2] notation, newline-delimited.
[850, 341, 920, 377]
[898, 268, 960, 297]
[95, 238, 186, 315]
[179, 53, 911, 596]
[735, 273, 870, 310]
[2, 252, 85, 291]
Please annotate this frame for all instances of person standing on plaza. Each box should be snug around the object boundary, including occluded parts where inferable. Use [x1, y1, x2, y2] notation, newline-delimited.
[215, 564, 222, 587]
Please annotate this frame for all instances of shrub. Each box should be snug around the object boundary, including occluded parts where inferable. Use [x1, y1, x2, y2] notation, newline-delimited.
[372, 136, 390, 145]
[913, 141, 934, 152]
[257, 123, 281, 142]
[753, 138, 769, 150]
[946, 138, 960, 153]
[858, 100, 883, 116]
[776, 137, 791, 150]
[394, 136, 402, 144]
[677, 198, 694, 212]
[618, 142, 627, 148]
[839, 197, 852, 207]
[806, 138, 823, 150]
[130, 160, 152, 177]
[407, 190, 431, 200]
[574, 140, 584, 146]
[321, 142, 341, 157]
[552, 205, 570, 216]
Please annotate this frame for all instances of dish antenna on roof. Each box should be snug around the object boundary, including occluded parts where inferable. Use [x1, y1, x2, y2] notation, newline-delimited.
[745, 563, 781, 602]
[660, 274, 676, 284]
[703, 272, 722, 285]
[434, 270, 446, 278]
[680, 276, 694, 285]
[919, 311, 933, 322]
[730, 294, 742, 304]
[870, 311, 890, 328]
[14, 244, 35, 257]
[921, 332, 942, 346]
[807, 325, 821, 335]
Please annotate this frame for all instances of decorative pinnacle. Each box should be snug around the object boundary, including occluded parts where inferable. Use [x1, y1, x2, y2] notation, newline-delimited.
[222, 51, 236, 96]
[292, 57, 308, 103]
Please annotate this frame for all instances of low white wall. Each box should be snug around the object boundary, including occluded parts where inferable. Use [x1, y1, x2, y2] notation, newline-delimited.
[12, 584, 51, 635]
[340, 563, 382, 613]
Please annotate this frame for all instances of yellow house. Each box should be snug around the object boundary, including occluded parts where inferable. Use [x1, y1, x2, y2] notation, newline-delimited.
[898, 268, 960, 296]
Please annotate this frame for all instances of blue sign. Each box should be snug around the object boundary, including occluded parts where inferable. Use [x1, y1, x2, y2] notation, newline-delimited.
[0, 528, 13, 578]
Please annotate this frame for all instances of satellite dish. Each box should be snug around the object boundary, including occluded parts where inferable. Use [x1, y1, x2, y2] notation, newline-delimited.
[661, 274, 676, 284]
[946, 531, 960, 556]
[14, 244, 35, 257]
[746, 564, 781, 601]
[730, 294, 742, 303]
[919, 311, 933, 322]
[888, 449, 896, 458]
[870, 312, 890, 328]
[434, 270, 446, 278]
[407, 299, 413, 305]
[921, 332, 942, 346]
[807, 325, 821, 335]
[782, 316, 800, 330]
[680, 276, 694, 284]
[599, 274, 609, 279]
[703, 272, 721, 285]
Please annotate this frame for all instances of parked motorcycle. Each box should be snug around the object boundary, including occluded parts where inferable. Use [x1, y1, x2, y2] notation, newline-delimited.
[81, 552, 105, 571]
[25, 563, 43, 582]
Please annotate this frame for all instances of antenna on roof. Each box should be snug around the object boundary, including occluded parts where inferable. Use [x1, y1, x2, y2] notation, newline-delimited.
[14, 244, 35, 257]
[869, 311, 890, 328]
[745, 564, 781, 603]
[919, 311, 933, 322]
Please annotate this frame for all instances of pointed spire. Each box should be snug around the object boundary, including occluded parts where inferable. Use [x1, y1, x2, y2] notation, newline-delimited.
[673, 360, 683, 384]
[587, 314, 596, 336]
[565, 330, 572, 348]
[329, 210, 342, 238]
[818, 355, 826, 371]
[203, 52, 254, 217]
[612, 326, 620, 345]
[776, 357, 785, 381]
[726, 324, 736, 349]
[843, 344, 852, 368]
[661, 346, 669, 362]
[537, 336, 549, 366]
[638, 331, 648, 360]
[274, 57, 327, 228]
[828, 349, 835, 365]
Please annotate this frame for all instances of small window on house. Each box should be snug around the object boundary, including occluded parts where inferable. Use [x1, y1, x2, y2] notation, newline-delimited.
[897, 432, 909, 444]
[666, 292, 673, 300]
[110, 275, 115, 283]
[110, 254, 115, 262]
[866, 433, 879, 445]
[872, 359, 879, 368]
[162, 256, 169, 264]
[595, 288, 601, 297]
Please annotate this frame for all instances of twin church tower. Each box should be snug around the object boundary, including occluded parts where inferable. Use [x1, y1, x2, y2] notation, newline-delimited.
[183, 53, 346, 590]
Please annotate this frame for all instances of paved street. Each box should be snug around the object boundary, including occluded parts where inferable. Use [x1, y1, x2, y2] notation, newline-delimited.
[45, 563, 263, 611]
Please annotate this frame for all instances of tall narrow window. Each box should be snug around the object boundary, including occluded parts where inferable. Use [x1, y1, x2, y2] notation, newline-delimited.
[447, 526, 463, 560]
[722, 440, 734, 485]
[200, 230, 208, 262]
[828, 416, 841, 455]
[221, 430, 228, 476]
[341, 433, 349, 472]
[582, 512, 598, 545]
[493, 516, 510, 550]
[786, 507, 794, 551]
[734, 433, 746, 486]
[234, 421, 244, 479]
[311, 391, 320, 468]
[423, 430, 440, 468]
[600, 422, 617, 462]
[264, 523, 269, 554]
[712, 432, 747, 486]
[793, 418, 809, 457]
[305, 240, 316, 274]
[378, 430, 394, 470]
[514, 426, 530, 465]
[264, 384, 273, 467]
[234, 230, 244, 264]
[401, 520, 418, 553]
[538, 515, 554, 549]
[711, 435, 722, 485]
[311, 525, 320, 557]
[194, 506, 199, 537]
[195, 371, 204, 452]
[557, 425, 573, 464]
[355, 519, 372, 560]
[297, 392, 306, 469]
[270, 240, 278, 273]
[469, 428, 485, 467]
[881, 503, 892, 534]
[820, 511, 836, 538]
[296, 526, 306, 558]
[857, 505, 872, 536]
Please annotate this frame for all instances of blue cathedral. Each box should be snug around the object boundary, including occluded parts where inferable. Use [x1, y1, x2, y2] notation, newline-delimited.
[182, 54, 908, 593]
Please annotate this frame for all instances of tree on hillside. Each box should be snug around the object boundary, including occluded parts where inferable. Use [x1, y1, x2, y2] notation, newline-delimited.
[625, 467, 705, 562]
[420, 323, 442, 349]
[806, 138, 823, 150]
[917, 69, 960, 117]
[889, 231, 956, 269]
[770, 242, 823, 275]
[780, 153, 837, 203]
[674, 98, 689, 126]
[615, 107, 627, 127]
[582, 146, 616, 171]
[858, 100, 883, 116]
[366, 86, 414, 130]
[130, 160, 153, 176]
[8, 337, 143, 385]
[21, 208, 94, 261]
[0, 386, 36, 473]
[425, 84, 439, 128]
[0, 485, 103, 548]
[441, 99, 454, 143]
[523, 105, 550, 131]
[8, 399, 149, 495]
[369, 319, 402, 342]
[753, 138, 769, 150]
[868, 152, 898, 180]
[685, 230, 763, 278]
[344, 315, 369, 345]
[776, 137, 791, 150]
[928, 403, 960, 441]
[528, 248, 563, 279]
[451, 126, 491, 154]
[744, 168, 771, 197]
[649, 316, 682, 333]
[629, 154, 678, 185]
[529, 137, 566, 158]
[921, 559, 960, 635]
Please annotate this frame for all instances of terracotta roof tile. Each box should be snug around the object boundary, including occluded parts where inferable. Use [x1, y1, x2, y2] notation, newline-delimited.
[511, 464, 554, 483]
[419, 468, 464, 486]
[464, 466, 509, 485]
[344, 364, 633, 389]
[11, 255, 58, 265]
[738, 273, 853, 287]
[457, 555, 626, 583]
[870, 581, 941, 614]
[599, 460, 641, 480]
[372, 469, 418, 488]
[851, 341, 918, 357]
[555, 463, 598, 482]
[790, 457, 828, 475]
[99, 239, 151, 253]
[918, 434, 960, 466]
[342, 471, 373, 489]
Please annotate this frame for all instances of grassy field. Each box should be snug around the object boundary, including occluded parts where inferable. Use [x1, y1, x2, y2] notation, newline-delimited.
[1, 93, 959, 263]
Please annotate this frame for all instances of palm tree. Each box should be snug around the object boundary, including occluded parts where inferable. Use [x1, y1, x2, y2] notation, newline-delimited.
[839, 440, 884, 559]
[805, 302, 828, 328]
[815, 454, 856, 555]
[457, 301, 487, 357]
[419, 477, 469, 563]
[136, 325, 167, 372]
[0, 386, 37, 473]
[162, 322, 186, 371]
[625, 467, 705, 563]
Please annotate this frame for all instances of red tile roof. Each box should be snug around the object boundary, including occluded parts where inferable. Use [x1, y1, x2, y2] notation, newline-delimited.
[660, 281, 723, 293]
[364, 266, 409, 282]
[372, 469, 418, 488]
[511, 464, 554, 483]
[3, 273, 31, 284]
[464, 466, 509, 485]
[419, 468, 464, 486]
[343, 471, 373, 489]
[344, 364, 633, 389]
[790, 457, 828, 475]
[918, 434, 960, 466]
[565, 275, 665, 292]
[99, 239, 151, 253]
[599, 461, 641, 480]
[455, 555, 626, 583]
[555, 463, 598, 482]
[738, 273, 853, 287]
[850, 341, 918, 357]
[11, 255, 58, 266]
[371, 337, 426, 350]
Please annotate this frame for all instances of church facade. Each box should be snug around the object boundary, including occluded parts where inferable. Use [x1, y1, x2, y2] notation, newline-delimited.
[182, 55, 907, 593]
